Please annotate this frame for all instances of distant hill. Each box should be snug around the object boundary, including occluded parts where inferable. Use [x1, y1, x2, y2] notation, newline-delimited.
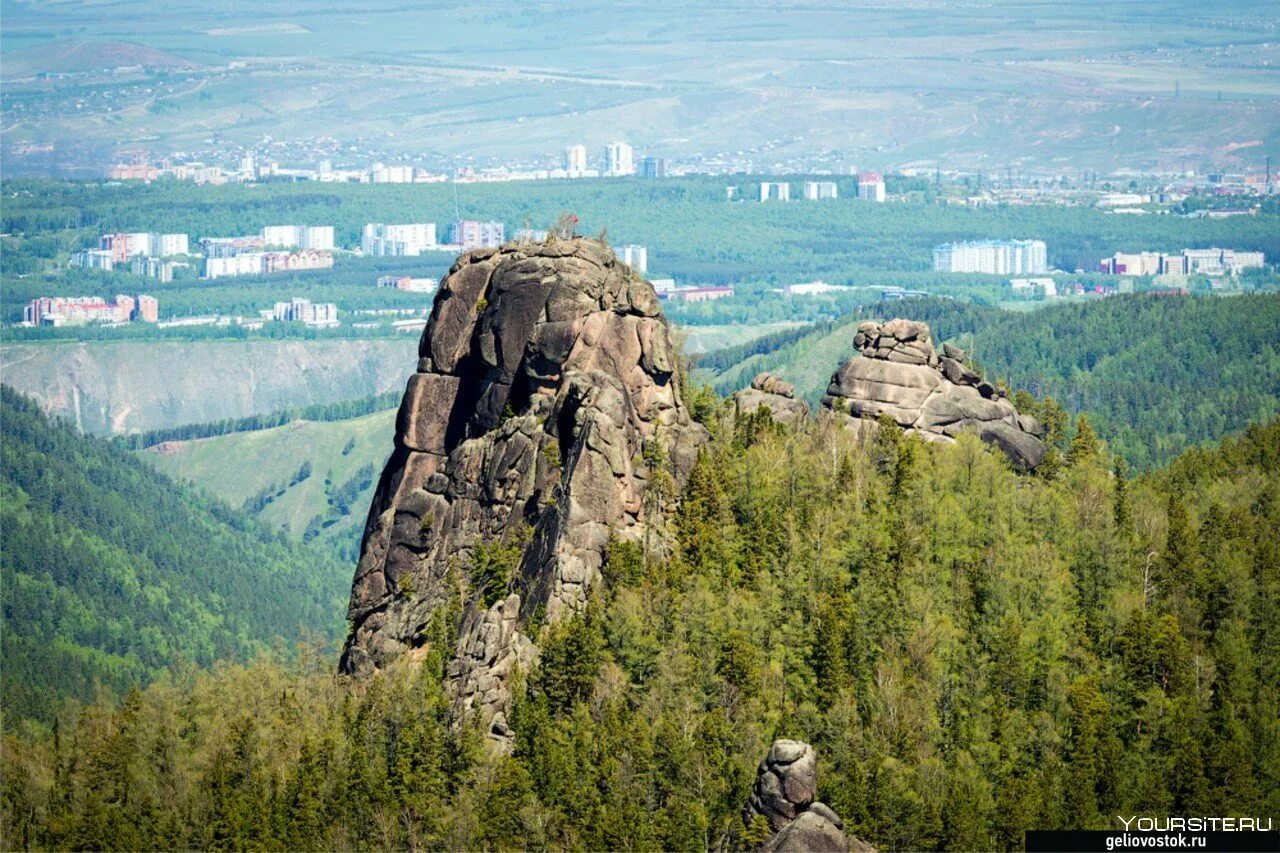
[0, 386, 351, 723]
[2, 39, 199, 78]
[141, 408, 397, 562]
[699, 294, 1280, 470]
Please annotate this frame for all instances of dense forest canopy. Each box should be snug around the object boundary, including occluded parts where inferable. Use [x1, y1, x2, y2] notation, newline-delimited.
[0, 387, 352, 723]
[3, 392, 1277, 849]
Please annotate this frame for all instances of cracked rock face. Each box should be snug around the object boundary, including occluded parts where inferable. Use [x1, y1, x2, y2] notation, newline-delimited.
[823, 319, 1047, 470]
[340, 238, 707, 745]
[733, 372, 810, 425]
[744, 740, 867, 853]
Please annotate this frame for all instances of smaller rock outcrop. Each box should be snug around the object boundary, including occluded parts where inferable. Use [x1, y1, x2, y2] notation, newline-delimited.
[734, 372, 810, 425]
[824, 319, 1047, 470]
[743, 740, 872, 852]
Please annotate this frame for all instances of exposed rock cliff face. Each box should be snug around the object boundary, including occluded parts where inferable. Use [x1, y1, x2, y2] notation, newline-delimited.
[0, 339, 416, 436]
[733, 372, 810, 425]
[743, 740, 873, 852]
[823, 319, 1046, 470]
[341, 238, 707, 744]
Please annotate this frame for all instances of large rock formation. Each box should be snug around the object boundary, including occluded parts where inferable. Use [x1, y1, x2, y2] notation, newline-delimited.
[743, 740, 872, 852]
[823, 319, 1046, 470]
[341, 238, 706, 745]
[733, 372, 810, 426]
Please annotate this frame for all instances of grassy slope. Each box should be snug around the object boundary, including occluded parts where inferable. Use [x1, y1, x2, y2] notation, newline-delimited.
[142, 409, 396, 560]
[702, 320, 858, 402]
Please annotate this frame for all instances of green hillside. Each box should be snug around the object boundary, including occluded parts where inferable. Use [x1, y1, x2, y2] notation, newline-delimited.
[0, 386, 352, 724]
[700, 294, 1280, 470]
[4, 402, 1278, 848]
[141, 409, 397, 561]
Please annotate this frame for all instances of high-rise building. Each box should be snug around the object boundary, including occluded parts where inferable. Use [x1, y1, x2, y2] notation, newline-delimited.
[362, 223, 437, 256]
[371, 164, 415, 183]
[759, 182, 791, 202]
[261, 226, 335, 251]
[204, 254, 265, 279]
[616, 244, 648, 273]
[857, 172, 886, 202]
[135, 295, 159, 323]
[130, 256, 182, 282]
[100, 232, 153, 261]
[804, 181, 838, 200]
[273, 298, 339, 326]
[603, 142, 635, 177]
[70, 249, 116, 270]
[933, 240, 1047, 274]
[447, 220, 505, 249]
[640, 156, 668, 179]
[152, 233, 190, 256]
[564, 144, 588, 173]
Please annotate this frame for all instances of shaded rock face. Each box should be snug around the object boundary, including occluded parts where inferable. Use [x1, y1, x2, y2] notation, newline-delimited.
[341, 238, 707, 744]
[733, 372, 810, 425]
[823, 319, 1047, 470]
[744, 740, 869, 853]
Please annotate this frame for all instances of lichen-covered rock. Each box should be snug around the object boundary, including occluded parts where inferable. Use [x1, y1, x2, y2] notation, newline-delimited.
[341, 238, 707, 747]
[743, 740, 873, 853]
[734, 372, 809, 425]
[824, 319, 1046, 470]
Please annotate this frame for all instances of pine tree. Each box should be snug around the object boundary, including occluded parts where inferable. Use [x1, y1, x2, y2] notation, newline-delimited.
[1068, 414, 1102, 466]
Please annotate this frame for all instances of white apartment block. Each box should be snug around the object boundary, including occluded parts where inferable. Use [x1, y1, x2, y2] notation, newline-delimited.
[857, 172, 886, 202]
[274, 298, 339, 327]
[261, 225, 335, 251]
[616, 244, 648, 273]
[604, 142, 635, 176]
[804, 181, 838, 200]
[204, 253, 265, 279]
[152, 233, 190, 256]
[70, 249, 116, 271]
[448, 220, 504, 249]
[564, 144, 588, 173]
[1183, 248, 1266, 276]
[933, 240, 1048, 274]
[760, 182, 791, 202]
[362, 223, 438, 256]
[371, 164, 415, 183]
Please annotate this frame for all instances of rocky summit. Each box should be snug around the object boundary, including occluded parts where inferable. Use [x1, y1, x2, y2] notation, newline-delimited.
[341, 238, 707, 744]
[823, 318, 1047, 470]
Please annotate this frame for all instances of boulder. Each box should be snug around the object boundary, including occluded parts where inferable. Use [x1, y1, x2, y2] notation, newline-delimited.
[734, 372, 809, 425]
[764, 811, 848, 853]
[743, 740, 874, 852]
[342, 238, 708, 748]
[824, 319, 1047, 470]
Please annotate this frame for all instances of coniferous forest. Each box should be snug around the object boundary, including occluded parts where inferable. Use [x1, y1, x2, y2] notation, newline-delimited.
[0, 387, 351, 723]
[3, 389, 1277, 850]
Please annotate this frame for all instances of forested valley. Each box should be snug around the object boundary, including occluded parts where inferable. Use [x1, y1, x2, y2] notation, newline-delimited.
[4, 390, 1277, 850]
[0, 388, 351, 724]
